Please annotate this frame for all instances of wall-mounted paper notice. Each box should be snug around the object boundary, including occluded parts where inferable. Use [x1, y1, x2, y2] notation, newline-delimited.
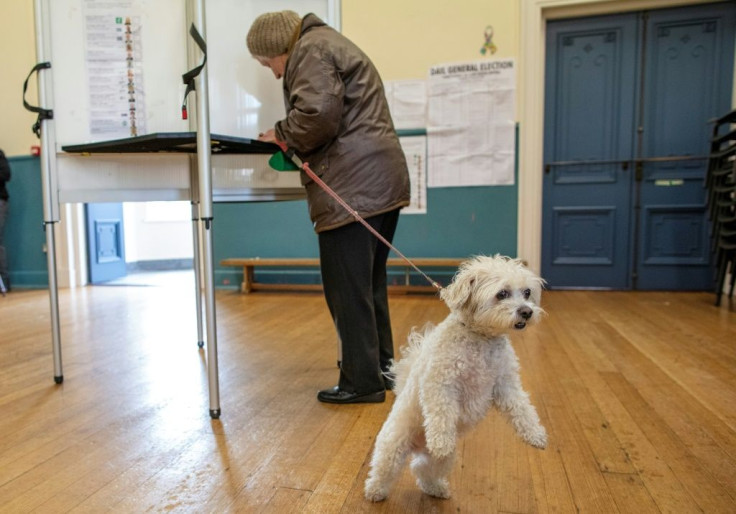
[399, 135, 427, 214]
[385, 79, 427, 130]
[427, 59, 516, 187]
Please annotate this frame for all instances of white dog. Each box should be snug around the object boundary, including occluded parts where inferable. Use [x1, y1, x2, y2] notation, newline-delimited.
[365, 255, 547, 501]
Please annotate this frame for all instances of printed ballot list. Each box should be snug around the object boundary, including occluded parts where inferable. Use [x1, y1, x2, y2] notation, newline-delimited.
[427, 59, 516, 187]
[83, 0, 146, 137]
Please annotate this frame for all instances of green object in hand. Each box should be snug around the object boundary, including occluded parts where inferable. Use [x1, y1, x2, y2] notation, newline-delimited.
[268, 150, 300, 171]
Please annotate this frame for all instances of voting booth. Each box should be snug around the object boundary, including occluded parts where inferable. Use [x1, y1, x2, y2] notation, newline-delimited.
[29, 0, 339, 418]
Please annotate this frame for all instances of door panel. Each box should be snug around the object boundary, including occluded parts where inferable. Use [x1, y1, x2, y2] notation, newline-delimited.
[550, 207, 617, 265]
[86, 203, 126, 283]
[542, 14, 638, 288]
[635, 4, 735, 289]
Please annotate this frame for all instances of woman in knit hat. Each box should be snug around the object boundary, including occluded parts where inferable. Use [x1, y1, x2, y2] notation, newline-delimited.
[247, 11, 410, 404]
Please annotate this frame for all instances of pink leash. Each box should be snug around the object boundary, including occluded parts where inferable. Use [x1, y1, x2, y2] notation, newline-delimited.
[277, 144, 443, 292]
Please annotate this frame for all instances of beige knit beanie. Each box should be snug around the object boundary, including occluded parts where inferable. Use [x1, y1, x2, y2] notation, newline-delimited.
[246, 10, 302, 58]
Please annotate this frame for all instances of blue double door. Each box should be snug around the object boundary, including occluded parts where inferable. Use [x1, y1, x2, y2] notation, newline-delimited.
[542, 3, 735, 290]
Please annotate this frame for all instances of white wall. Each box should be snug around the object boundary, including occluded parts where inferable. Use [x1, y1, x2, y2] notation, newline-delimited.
[123, 202, 193, 263]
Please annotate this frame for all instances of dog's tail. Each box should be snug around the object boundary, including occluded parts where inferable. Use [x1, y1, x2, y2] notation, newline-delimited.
[388, 322, 434, 395]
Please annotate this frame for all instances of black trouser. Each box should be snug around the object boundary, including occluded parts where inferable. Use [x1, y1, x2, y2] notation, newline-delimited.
[318, 209, 400, 394]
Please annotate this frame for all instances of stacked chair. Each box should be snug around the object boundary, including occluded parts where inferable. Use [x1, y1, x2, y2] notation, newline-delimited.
[706, 109, 736, 306]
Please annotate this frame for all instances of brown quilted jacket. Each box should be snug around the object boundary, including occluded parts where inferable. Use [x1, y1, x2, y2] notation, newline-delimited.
[274, 13, 410, 233]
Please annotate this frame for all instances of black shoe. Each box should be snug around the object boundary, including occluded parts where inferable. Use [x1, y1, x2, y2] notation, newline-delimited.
[317, 386, 385, 404]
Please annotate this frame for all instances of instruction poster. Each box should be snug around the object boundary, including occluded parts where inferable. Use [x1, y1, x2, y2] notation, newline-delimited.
[399, 136, 427, 214]
[83, 0, 146, 137]
[427, 59, 515, 187]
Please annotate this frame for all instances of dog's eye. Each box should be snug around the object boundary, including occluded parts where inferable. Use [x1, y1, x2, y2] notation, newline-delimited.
[523, 288, 531, 299]
[496, 290, 510, 300]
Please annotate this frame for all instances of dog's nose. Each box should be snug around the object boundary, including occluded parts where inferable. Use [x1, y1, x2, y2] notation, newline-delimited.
[518, 306, 533, 320]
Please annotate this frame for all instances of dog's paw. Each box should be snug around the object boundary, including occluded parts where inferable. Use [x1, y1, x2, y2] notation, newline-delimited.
[524, 425, 548, 449]
[364, 478, 389, 502]
[417, 478, 451, 499]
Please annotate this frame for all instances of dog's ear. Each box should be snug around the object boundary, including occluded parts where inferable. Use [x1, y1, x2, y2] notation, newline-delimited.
[440, 271, 476, 311]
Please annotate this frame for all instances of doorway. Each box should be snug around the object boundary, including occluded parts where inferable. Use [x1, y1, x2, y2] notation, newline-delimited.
[541, 2, 735, 290]
[85, 201, 193, 285]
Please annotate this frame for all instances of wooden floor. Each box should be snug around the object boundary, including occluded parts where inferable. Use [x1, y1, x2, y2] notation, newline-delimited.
[1, 280, 735, 513]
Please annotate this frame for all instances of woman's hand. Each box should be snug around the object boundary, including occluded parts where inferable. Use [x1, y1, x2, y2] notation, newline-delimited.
[258, 129, 288, 152]
[258, 129, 278, 143]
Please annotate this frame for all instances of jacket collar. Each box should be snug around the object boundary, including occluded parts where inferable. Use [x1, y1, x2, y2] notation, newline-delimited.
[300, 13, 327, 36]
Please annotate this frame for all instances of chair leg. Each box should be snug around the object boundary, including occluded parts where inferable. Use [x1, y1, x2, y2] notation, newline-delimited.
[714, 252, 728, 307]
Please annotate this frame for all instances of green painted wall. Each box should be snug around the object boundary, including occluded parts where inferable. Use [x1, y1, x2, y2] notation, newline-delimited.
[212, 184, 518, 289]
[8, 156, 518, 290]
[212, 129, 520, 289]
[5, 155, 48, 289]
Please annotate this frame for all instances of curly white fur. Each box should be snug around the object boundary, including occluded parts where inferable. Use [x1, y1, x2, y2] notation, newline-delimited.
[365, 255, 548, 502]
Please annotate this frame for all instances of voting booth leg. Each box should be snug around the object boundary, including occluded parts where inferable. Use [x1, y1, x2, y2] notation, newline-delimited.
[33, 0, 62, 385]
[190, 0, 220, 419]
[45, 222, 63, 384]
[191, 203, 205, 349]
[202, 220, 220, 419]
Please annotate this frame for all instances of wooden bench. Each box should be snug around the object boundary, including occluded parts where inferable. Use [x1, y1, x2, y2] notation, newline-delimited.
[220, 257, 462, 294]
